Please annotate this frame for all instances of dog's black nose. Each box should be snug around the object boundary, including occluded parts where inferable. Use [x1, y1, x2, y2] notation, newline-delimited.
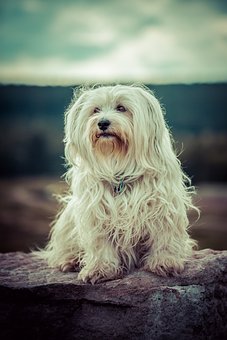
[98, 119, 111, 131]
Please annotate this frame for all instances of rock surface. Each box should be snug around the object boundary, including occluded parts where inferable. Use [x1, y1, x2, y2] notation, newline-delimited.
[0, 249, 227, 340]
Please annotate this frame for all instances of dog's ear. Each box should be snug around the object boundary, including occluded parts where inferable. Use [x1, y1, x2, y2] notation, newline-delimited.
[133, 87, 179, 178]
[64, 88, 88, 165]
[132, 88, 165, 166]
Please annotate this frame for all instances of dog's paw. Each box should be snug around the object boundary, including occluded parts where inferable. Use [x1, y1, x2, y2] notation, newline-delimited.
[60, 258, 80, 273]
[143, 256, 185, 277]
[78, 266, 122, 284]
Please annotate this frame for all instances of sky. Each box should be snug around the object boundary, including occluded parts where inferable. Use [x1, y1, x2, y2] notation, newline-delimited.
[0, 0, 227, 85]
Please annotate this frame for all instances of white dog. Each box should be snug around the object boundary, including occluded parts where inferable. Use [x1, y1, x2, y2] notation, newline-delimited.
[40, 84, 198, 284]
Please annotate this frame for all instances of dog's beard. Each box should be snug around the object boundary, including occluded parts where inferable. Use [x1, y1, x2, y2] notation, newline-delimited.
[93, 131, 128, 157]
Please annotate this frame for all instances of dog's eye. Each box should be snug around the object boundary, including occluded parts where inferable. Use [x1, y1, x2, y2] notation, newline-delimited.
[93, 107, 101, 113]
[116, 105, 126, 112]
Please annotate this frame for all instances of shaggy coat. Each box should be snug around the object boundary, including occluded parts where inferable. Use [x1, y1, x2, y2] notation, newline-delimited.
[39, 84, 198, 284]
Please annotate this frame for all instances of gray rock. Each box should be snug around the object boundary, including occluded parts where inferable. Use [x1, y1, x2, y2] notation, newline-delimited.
[0, 249, 226, 340]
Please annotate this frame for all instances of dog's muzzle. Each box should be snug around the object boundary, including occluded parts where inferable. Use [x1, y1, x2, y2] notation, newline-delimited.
[95, 118, 122, 142]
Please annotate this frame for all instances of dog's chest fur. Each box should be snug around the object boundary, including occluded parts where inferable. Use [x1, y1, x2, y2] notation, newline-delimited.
[97, 179, 154, 243]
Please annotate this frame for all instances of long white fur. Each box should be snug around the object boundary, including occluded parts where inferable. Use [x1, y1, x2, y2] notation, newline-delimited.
[39, 84, 198, 284]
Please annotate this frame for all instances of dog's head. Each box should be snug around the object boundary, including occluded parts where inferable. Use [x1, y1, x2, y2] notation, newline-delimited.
[64, 85, 171, 179]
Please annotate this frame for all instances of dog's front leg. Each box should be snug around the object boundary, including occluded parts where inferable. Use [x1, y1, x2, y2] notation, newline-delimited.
[142, 232, 193, 277]
[78, 238, 122, 284]
[143, 249, 185, 277]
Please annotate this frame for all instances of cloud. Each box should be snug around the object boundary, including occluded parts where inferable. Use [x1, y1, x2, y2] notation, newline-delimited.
[0, 0, 227, 84]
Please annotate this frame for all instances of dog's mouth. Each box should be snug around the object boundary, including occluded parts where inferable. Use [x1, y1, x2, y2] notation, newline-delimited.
[96, 132, 118, 139]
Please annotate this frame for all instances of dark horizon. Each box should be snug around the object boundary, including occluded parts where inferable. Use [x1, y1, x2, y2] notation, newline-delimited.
[0, 82, 227, 182]
[1, 82, 227, 132]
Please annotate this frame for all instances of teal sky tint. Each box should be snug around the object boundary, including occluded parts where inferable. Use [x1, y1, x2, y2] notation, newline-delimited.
[0, 0, 227, 85]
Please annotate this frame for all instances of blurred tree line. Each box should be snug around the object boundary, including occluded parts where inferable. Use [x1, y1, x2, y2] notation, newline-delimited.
[0, 84, 227, 183]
